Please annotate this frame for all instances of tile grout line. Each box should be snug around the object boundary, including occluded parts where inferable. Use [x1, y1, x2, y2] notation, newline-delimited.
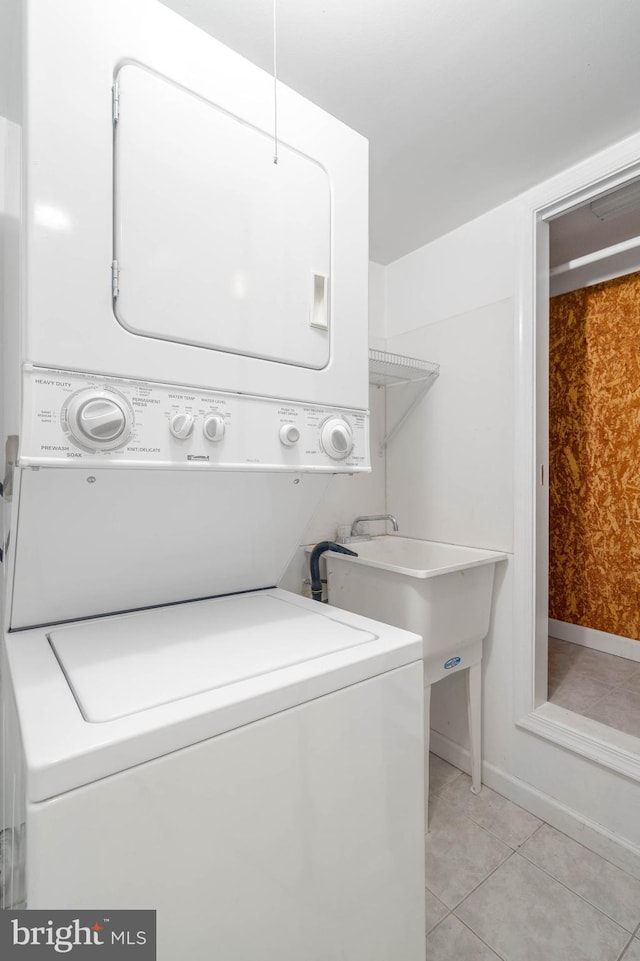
[429, 744, 640, 957]
[424, 804, 514, 906]
[586, 679, 640, 712]
[549, 638, 640, 727]
[455, 803, 544, 852]
[614, 933, 636, 961]
[450, 847, 634, 959]
[429, 761, 640, 949]
[429, 782, 545, 852]
[427, 900, 510, 961]
[550, 646, 638, 679]
[428, 770, 465, 801]
[445, 850, 520, 956]
[550, 637, 640, 668]
[426, 909, 452, 940]
[449, 848, 518, 914]
[427, 904, 508, 960]
[432, 767, 640, 885]
[550, 687, 616, 712]
[455, 915, 508, 960]
[545, 819, 640, 887]
[510, 844, 639, 935]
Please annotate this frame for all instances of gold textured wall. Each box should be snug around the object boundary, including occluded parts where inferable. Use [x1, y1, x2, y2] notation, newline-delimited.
[549, 270, 640, 641]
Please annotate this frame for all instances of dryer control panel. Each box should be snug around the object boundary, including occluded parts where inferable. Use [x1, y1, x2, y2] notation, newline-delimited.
[20, 366, 370, 472]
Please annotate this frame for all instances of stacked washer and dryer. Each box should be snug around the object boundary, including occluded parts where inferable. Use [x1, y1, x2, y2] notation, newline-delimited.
[0, 1, 426, 957]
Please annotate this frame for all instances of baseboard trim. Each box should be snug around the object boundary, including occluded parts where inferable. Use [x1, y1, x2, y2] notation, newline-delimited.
[429, 728, 640, 870]
[549, 618, 640, 662]
[430, 730, 472, 778]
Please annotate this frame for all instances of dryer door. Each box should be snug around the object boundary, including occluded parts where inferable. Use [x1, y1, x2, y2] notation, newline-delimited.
[114, 64, 331, 369]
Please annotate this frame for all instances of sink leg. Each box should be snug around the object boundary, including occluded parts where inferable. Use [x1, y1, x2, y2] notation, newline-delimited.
[467, 663, 482, 795]
[424, 682, 432, 834]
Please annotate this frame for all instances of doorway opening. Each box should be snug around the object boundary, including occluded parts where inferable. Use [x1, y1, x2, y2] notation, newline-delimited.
[540, 177, 640, 742]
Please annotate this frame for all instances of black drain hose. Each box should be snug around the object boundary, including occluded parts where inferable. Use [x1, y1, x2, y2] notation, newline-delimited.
[309, 541, 358, 602]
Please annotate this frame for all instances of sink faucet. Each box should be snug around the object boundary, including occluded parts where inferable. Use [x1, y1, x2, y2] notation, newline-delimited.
[350, 514, 399, 537]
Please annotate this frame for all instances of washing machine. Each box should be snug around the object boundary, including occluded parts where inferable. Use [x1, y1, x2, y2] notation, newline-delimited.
[2, 591, 425, 958]
[1, 1, 426, 957]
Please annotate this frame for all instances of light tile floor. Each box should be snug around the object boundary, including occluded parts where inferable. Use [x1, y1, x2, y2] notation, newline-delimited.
[425, 754, 640, 961]
[548, 636, 640, 737]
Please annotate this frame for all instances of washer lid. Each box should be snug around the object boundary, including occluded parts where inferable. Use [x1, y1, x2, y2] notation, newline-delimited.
[7, 590, 422, 802]
[48, 592, 375, 722]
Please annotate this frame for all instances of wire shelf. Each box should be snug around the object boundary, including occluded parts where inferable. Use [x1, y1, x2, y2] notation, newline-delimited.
[368, 349, 440, 387]
[368, 349, 440, 450]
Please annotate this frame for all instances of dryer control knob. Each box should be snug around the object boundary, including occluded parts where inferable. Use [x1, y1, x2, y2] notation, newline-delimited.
[203, 414, 226, 442]
[169, 413, 195, 439]
[280, 424, 300, 446]
[63, 388, 133, 452]
[320, 417, 354, 460]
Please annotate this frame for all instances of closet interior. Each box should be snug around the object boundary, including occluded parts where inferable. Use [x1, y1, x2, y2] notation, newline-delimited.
[547, 180, 640, 739]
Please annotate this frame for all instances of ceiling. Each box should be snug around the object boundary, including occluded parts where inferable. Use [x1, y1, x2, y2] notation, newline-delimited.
[159, 0, 640, 265]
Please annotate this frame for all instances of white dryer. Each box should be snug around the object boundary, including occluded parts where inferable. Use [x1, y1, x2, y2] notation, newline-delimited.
[2, 590, 425, 959]
[15, 0, 368, 408]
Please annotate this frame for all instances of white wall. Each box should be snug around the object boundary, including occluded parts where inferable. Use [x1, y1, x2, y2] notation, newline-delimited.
[386, 298, 514, 552]
[385, 204, 516, 552]
[368, 260, 386, 349]
[383, 177, 640, 853]
[384, 204, 517, 337]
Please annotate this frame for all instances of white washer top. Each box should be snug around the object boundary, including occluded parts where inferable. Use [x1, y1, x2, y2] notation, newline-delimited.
[5, 590, 422, 802]
[49, 593, 375, 722]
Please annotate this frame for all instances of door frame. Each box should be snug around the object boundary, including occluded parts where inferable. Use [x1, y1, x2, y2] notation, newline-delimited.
[513, 131, 640, 779]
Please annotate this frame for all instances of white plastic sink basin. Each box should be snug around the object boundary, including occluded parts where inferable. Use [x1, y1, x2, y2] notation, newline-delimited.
[332, 536, 506, 579]
[325, 536, 507, 674]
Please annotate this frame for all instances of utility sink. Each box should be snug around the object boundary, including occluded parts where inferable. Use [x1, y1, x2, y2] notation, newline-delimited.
[325, 535, 507, 822]
[325, 536, 507, 676]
